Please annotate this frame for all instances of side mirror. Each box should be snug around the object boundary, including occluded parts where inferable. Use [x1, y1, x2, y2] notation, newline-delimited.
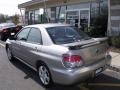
[9, 33, 16, 40]
[11, 33, 15, 36]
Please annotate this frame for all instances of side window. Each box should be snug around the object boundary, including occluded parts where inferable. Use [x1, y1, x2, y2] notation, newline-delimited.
[17, 28, 31, 41]
[27, 28, 42, 44]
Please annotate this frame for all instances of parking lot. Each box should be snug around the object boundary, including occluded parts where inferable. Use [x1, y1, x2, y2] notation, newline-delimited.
[0, 40, 120, 90]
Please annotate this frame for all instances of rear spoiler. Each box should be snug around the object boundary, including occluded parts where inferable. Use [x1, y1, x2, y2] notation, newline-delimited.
[67, 38, 108, 50]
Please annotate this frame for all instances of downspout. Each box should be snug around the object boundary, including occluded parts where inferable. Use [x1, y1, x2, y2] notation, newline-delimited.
[20, 8, 24, 25]
[107, 0, 111, 36]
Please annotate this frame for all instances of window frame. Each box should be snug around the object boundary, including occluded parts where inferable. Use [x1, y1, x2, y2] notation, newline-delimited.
[26, 27, 43, 45]
[15, 27, 31, 42]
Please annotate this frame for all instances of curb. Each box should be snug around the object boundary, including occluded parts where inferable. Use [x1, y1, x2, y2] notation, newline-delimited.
[108, 65, 120, 73]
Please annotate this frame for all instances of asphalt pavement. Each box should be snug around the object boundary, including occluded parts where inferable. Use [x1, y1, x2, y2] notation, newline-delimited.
[0, 40, 120, 90]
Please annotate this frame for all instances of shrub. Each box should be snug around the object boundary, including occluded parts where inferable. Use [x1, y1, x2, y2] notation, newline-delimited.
[85, 14, 108, 38]
[107, 37, 112, 46]
[111, 36, 120, 48]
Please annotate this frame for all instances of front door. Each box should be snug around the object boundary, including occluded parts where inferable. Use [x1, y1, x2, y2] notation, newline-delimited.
[12, 27, 31, 60]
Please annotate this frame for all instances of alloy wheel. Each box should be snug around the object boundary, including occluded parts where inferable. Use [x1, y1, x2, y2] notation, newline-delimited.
[38, 65, 50, 86]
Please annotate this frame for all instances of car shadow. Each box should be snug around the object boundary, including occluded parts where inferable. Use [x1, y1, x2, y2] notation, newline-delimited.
[11, 59, 120, 90]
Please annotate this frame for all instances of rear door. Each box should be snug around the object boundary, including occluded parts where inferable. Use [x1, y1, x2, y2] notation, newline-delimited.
[19, 27, 42, 67]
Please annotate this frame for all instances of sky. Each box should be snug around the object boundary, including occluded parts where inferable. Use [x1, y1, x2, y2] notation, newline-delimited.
[0, 0, 30, 16]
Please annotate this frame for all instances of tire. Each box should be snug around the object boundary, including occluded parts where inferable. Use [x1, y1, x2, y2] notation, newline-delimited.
[0, 34, 5, 41]
[0, 33, 3, 40]
[6, 47, 14, 61]
[38, 63, 53, 87]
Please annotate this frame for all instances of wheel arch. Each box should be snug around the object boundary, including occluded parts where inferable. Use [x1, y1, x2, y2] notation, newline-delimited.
[36, 60, 49, 71]
[36, 59, 53, 87]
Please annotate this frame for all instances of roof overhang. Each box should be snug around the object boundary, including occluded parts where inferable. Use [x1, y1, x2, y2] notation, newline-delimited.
[18, 0, 96, 9]
[18, 0, 48, 9]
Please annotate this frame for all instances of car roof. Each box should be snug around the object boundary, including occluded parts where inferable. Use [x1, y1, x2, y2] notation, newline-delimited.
[0, 23, 15, 26]
[0, 23, 15, 28]
[25, 23, 70, 29]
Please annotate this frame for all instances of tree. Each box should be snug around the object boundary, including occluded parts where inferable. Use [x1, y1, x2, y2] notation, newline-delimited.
[0, 14, 6, 23]
[11, 14, 19, 25]
[87, 0, 108, 37]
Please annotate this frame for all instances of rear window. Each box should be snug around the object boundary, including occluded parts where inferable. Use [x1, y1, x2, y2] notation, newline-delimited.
[7, 27, 16, 31]
[46, 26, 90, 44]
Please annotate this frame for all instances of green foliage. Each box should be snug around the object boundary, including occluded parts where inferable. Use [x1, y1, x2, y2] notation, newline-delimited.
[111, 36, 120, 48]
[0, 14, 6, 23]
[107, 37, 112, 46]
[11, 14, 19, 25]
[86, 14, 108, 37]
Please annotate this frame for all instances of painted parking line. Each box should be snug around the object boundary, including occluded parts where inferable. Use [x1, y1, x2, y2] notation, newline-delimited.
[88, 83, 120, 87]
[78, 83, 90, 90]
[0, 42, 5, 47]
[108, 65, 120, 73]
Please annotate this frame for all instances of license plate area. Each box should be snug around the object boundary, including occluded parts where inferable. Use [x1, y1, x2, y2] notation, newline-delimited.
[95, 67, 103, 75]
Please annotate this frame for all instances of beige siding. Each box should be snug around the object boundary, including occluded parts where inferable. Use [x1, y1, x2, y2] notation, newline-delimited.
[110, 0, 120, 36]
[111, 10, 120, 16]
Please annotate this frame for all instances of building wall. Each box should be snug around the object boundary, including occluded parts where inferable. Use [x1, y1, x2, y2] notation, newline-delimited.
[110, 0, 120, 36]
[24, 0, 93, 25]
[21, 0, 108, 37]
[25, 0, 93, 11]
[19, 0, 120, 36]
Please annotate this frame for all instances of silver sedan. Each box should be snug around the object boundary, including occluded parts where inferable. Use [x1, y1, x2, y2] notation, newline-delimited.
[6, 23, 111, 87]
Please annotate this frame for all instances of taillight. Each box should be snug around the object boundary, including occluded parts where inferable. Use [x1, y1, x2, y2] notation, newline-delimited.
[3, 29, 8, 33]
[62, 54, 83, 69]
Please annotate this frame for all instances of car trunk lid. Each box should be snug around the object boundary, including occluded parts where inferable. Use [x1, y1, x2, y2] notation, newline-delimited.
[63, 38, 109, 65]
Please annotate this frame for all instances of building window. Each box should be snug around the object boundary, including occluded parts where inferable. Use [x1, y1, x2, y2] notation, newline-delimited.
[67, 3, 90, 10]
[56, 6, 67, 23]
[34, 10, 40, 24]
[51, 7, 56, 23]
[28, 10, 35, 25]
[25, 11, 29, 25]
[26, 9, 48, 25]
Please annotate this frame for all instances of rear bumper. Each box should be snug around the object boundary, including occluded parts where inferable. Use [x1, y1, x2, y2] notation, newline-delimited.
[50, 55, 111, 85]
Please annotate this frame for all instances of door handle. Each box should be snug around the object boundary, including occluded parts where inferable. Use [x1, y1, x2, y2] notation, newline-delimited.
[35, 47, 38, 52]
[17, 42, 21, 45]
